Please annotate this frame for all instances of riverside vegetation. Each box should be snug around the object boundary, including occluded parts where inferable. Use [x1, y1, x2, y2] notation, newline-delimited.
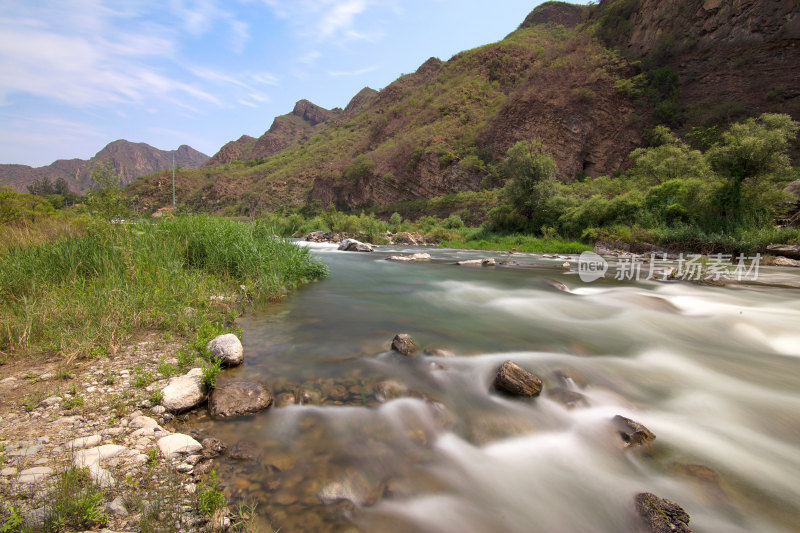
[201, 114, 799, 256]
[0, 171, 328, 531]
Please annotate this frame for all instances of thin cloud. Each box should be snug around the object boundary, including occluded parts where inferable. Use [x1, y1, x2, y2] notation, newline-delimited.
[328, 65, 378, 77]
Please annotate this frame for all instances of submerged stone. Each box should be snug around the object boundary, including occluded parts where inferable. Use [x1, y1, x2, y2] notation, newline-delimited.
[634, 492, 692, 533]
[391, 334, 418, 356]
[493, 361, 543, 398]
[208, 381, 273, 418]
[613, 415, 656, 448]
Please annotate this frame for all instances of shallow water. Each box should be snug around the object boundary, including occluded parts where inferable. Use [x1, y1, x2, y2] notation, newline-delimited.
[188, 242, 800, 533]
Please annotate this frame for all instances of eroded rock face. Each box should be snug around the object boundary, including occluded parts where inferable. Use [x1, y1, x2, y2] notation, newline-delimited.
[391, 334, 418, 356]
[613, 415, 656, 448]
[493, 361, 543, 398]
[634, 492, 692, 533]
[208, 382, 273, 418]
[206, 334, 244, 367]
[161, 368, 208, 413]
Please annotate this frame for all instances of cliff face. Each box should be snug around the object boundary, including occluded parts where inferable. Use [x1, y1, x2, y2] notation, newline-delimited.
[602, 0, 800, 122]
[0, 141, 209, 193]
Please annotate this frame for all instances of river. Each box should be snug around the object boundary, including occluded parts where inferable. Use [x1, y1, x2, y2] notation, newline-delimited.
[186, 242, 800, 533]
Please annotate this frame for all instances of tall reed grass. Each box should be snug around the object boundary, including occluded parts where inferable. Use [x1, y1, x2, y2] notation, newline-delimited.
[0, 216, 328, 359]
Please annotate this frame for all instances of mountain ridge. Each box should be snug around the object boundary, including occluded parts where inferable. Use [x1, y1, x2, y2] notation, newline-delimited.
[0, 140, 209, 194]
[127, 0, 799, 215]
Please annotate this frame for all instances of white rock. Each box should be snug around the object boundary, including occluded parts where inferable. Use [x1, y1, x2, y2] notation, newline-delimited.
[53, 415, 82, 425]
[8, 445, 43, 457]
[157, 433, 202, 460]
[385, 253, 432, 262]
[38, 396, 62, 407]
[161, 368, 208, 413]
[0, 467, 17, 476]
[338, 238, 374, 252]
[74, 444, 128, 468]
[38, 373, 55, 381]
[88, 463, 116, 488]
[17, 467, 53, 484]
[456, 258, 496, 266]
[151, 405, 166, 415]
[206, 334, 244, 367]
[107, 496, 128, 517]
[0, 377, 16, 385]
[67, 434, 101, 450]
[129, 415, 159, 429]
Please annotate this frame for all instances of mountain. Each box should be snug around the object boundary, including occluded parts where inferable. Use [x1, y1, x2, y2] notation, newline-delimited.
[0, 140, 209, 194]
[127, 0, 800, 215]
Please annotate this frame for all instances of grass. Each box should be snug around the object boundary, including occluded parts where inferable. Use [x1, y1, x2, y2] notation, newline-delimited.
[0, 466, 109, 532]
[439, 232, 592, 254]
[0, 216, 328, 360]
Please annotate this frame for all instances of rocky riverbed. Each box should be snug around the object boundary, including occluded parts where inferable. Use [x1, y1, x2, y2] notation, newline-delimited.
[0, 333, 235, 532]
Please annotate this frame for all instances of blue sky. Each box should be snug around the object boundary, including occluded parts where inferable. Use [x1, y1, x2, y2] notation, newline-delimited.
[0, 0, 590, 167]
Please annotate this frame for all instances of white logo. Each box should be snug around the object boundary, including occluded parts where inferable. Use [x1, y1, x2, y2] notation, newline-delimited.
[578, 251, 608, 282]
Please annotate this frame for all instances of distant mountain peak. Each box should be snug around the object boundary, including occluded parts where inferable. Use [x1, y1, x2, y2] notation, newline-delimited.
[0, 140, 209, 193]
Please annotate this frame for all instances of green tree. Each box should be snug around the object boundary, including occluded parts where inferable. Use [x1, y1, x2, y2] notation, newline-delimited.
[706, 113, 799, 222]
[502, 139, 559, 231]
[85, 161, 130, 220]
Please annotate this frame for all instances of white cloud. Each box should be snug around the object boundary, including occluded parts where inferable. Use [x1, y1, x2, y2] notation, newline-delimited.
[0, 0, 279, 113]
[261, 0, 375, 43]
[317, 0, 367, 40]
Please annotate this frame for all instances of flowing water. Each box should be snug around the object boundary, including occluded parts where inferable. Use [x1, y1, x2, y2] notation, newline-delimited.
[187, 242, 800, 533]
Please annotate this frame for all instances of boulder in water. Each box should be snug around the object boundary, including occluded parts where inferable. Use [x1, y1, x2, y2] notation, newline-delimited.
[634, 492, 692, 533]
[391, 334, 418, 356]
[493, 361, 543, 398]
[338, 238, 374, 252]
[206, 333, 244, 367]
[228, 440, 261, 462]
[208, 381, 273, 418]
[457, 258, 496, 266]
[613, 415, 656, 447]
[385, 253, 432, 262]
[424, 347, 456, 358]
[547, 387, 589, 409]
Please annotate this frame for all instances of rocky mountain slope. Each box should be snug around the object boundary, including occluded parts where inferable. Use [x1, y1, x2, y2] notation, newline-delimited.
[128, 0, 800, 215]
[0, 141, 209, 194]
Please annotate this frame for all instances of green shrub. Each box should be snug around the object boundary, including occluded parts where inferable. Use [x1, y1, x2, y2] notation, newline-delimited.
[196, 471, 226, 516]
[201, 358, 222, 389]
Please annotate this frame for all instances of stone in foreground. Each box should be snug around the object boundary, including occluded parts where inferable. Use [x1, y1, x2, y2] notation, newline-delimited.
[635, 492, 692, 533]
[613, 415, 656, 448]
[493, 360, 543, 398]
[157, 433, 203, 461]
[206, 333, 244, 367]
[338, 238, 374, 252]
[161, 368, 208, 413]
[208, 381, 273, 418]
[391, 334, 418, 356]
